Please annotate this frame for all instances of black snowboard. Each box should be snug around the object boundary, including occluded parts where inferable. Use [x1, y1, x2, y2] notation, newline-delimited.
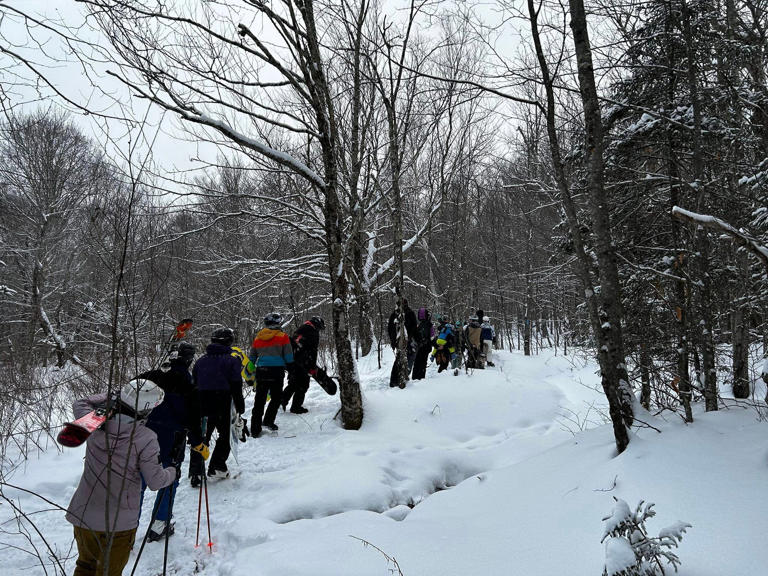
[312, 367, 338, 395]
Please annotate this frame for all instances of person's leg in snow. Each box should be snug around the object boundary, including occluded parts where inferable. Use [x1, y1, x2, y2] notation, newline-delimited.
[73, 526, 135, 576]
[289, 370, 311, 413]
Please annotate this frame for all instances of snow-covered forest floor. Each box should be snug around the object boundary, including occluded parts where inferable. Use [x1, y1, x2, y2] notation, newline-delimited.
[2, 348, 766, 575]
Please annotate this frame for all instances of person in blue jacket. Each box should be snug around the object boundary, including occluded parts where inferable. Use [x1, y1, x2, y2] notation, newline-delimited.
[192, 328, 245, 480]
[137, 342, 202, 541]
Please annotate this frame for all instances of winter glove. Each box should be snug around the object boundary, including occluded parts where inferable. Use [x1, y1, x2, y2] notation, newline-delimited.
[192, 443, 210, 461]
[308, 367, 318, 377]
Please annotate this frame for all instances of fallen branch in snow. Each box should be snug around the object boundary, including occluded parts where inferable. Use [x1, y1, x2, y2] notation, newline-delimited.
[672, 206, 768, 272]
[594, 475, 618, 492]
[349, 536, 404, 575]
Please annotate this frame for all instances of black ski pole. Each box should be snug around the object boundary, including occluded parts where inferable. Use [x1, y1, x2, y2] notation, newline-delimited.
[130, 484, 170, 576]
[162, 430, 187, 575]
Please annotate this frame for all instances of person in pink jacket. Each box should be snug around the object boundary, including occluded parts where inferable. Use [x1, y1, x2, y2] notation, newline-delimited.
[65, 379, 176, 576]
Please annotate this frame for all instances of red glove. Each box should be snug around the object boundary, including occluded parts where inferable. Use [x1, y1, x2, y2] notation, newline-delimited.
[309, 367, 318, 376]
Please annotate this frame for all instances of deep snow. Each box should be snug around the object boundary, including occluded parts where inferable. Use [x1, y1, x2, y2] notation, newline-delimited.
[2, 348, 766, 575]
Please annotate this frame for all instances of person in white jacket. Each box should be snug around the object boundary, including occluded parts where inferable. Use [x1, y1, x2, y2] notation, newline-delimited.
[481, 316, 496, 367]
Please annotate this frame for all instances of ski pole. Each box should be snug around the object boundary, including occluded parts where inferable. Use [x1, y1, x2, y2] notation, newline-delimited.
[130, 484, 170, 576]
[163, 473, 178, 576]
[203, 470, 212, 552]
[195, 417, 207, 549]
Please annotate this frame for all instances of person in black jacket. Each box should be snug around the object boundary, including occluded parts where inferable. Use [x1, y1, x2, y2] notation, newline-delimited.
[282, 316, 325, 414]
[388, 298, 418, 387]
[411, 307, 433, 380]
[138, 342, 201, 540]
[191, 328, 244, 479]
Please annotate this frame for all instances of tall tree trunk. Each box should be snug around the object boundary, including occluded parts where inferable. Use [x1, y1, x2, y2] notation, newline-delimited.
[304, 0, 363, 428]
[681, 0, 717, 411]
[568, 0, 634, 449]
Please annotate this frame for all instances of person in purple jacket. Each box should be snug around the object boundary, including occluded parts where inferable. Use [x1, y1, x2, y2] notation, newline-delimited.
[65, 378, 176, 576]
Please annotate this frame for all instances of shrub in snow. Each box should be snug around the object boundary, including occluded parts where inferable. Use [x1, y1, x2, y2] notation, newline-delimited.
[601, 498, 691, 576]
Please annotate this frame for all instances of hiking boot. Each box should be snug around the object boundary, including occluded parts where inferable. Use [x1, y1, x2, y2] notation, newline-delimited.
[264, 422, 279, 431]
[289, 406, 308, 414]
[190, 475, 202, 488]
[252, 427, 262, 438]
[207, 467, 229, 479]
[148, 520, 174, 543]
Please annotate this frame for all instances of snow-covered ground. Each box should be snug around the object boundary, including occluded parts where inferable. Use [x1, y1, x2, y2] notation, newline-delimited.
[2, 348, 766, 575]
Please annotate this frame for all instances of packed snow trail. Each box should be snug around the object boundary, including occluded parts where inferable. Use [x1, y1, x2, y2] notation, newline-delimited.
[5, 348, 766, 575]
[126, 349, 605, 575]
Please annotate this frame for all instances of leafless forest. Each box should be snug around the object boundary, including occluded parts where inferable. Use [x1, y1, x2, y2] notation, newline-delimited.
[2, 0, 768, 457]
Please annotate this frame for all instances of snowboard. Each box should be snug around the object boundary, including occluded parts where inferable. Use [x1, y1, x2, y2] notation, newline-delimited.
[311, 367, 338, 395]
[57, 400, 115, 447]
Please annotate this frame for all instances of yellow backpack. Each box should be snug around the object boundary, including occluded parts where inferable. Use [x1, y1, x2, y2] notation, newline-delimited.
[231, 346, 256, 385]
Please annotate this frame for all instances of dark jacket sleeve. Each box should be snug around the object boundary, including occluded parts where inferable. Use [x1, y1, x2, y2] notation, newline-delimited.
[185, 376, 202, 446]
[229, 358, 245, 414]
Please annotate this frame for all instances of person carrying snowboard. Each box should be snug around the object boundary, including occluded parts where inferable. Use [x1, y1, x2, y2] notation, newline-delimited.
[66, 379, 176, 576]
[481, 316, 496, 367]
[464, 316, 485, 369]
[282, 315, 325, 414]
[431, 315, 456, 373]
[191, 328, 245, 480]
[388, 298, 418, 387]
[411, 307, 433, 380]
[249, 313, 294, 437]
[137, 342, 203, 540]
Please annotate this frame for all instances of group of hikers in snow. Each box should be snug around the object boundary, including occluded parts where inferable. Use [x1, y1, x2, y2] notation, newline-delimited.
[387, 300, 498, 386]
[64, 303, 497, 575]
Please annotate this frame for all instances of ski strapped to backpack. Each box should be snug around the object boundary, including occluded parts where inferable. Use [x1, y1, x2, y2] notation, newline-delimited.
[56, 318, 194, 448]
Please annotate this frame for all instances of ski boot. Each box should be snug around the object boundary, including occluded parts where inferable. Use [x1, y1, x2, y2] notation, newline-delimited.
[148, 520, 175, 542]
[207, 466, 230, 480]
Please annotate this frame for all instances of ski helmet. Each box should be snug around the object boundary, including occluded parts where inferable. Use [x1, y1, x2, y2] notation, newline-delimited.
[120, 378, 164, 416]
[178, 342, 196, 360]
[264, 312, 283, 328]
[309, 316, 326, 330]
[483, 316, 490, 323]
[211, 327, 235, 346]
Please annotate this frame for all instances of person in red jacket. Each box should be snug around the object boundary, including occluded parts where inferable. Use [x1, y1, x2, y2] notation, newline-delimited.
[282, 316, 325, 414]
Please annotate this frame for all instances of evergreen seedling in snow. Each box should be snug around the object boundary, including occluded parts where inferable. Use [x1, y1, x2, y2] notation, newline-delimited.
[601, 498, 691, 576]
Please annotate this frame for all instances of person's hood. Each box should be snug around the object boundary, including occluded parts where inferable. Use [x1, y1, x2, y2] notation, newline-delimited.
[103, 413, 141, 438]
[256, 328, 283, 341]
[205, 342, 232, 355]
[417, 307, 427, 320]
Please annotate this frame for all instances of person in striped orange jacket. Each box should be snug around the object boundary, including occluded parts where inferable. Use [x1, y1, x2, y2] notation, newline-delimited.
[248, 313, 294, 438]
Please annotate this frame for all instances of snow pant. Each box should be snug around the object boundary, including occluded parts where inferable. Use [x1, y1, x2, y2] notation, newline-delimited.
[483, 340, 493, 363]
[411, 344, 431, 380]
[72, 525, 136, 576]
[189, 447, 204, 477]
[252, 368, 284, 433]
[282, 368, 310, 410]
[198, 393, 232, 473]
[390, 341, 418, 386]
[466, 346, 484, 369]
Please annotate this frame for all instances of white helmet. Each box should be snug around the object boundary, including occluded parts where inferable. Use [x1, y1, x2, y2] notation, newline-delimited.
[120, 378, 164, 415]
[483, 316, 490, 322]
